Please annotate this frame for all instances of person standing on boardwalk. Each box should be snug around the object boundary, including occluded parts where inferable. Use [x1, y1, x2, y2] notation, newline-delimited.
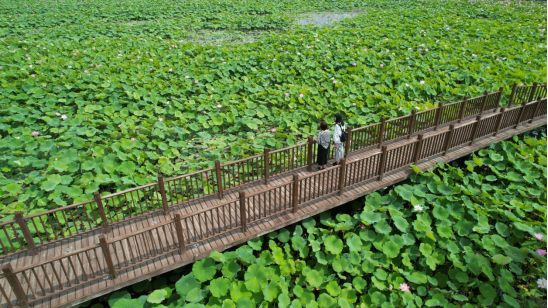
[332, 114, 345, 166]
[316, 121, 331, 170]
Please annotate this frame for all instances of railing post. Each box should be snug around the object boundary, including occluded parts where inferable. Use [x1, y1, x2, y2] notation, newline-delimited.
[514, 101, 528, 129]
[529, 99, 542, 123]
[413, 135, 424, 164]
[173, 214, 186, 254]
[443, 125, 455, 156]
[470, 115, 482, 146]
[93, 192, 110, 233]
[494, 107, 506, 136]
[434, 103, 444, 131]
[495, 87, 503, 112]
[378, 117, 386, 148]
[458, 96, 467, 123]
[264, 148, 270, 185]
[306, 136, 314, 172]
[292, 174, 299, 213]
[479, 91, 489, 115]
[2, 264, 29, 308]
[214, 160, 223, 199]
[508, 83, 517, 107]
[528, 82, 538, 103]
[344, 126, 352, 158]
[98, 235, 116, 279]
[14, 212, 37, 256]
[408, 110, 416, 139]
[378, 146, 387, 181]
[338, 158, 346, 196]
[239, 191, 247, 233]
[157, 173, 170, 215]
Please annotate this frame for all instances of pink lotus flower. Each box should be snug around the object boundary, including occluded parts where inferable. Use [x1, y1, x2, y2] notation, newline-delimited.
[131, 138, 136, 141]
[203, 174, 208, 178]
[185, 76, 190, 79]
[425, 49, 429, 52]
[353, 103, 357, 106]
[42, 84, 46, 87]
[271, 128, 276, 133]
[496, 58, 500, 61]
[194, 80, 198, 84]
[203, 111, 207, 114]
[97, 64, 102, 67]
[57, 87, 61, 90]
[31, 74, 36, 77]
[297, 52, 301, 55]
[472, 54, 477, 57]
[535, 233, 544, 241]
[158, 118, 163, 122]
[364, 48, 367, 52]
[353, 63, 357, 66]
[32, 131, 39, 136]
[380, 63, 384, 67]
[333, 80, 337, 84]
[118, 124, 122, 127]
[216, 104, 222, 108]
[399, 283, 410, 292]
[149, 68, 153, 71]
[360, 225, 365, 229]
[420, 81, 425, 85]
[285, 93, 290, 97]
[84, 70, 89, 74]
[299, 94, 304, 98]
[536, 249, 547, 257]
[386, 49, 390, 52]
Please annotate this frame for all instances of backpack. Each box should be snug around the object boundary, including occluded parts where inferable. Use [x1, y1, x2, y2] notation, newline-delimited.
[338, 123, 347, 142]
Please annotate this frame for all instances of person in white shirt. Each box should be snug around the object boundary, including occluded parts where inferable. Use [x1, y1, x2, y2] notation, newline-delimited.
[332, 114, 345, 166]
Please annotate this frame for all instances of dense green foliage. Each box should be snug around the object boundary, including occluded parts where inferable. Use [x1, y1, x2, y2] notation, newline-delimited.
[96, 133, 547, 308]
[0, 1, 546, 218]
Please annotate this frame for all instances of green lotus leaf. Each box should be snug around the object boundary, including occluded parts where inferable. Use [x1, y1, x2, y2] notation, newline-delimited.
[210, 278, 231, 298]
[263, 281, 279, 302]
[324, 235, 343, 255]
[360, 210, 381, 224]
[192, 258, 217, 282]
[147, 289, 167, 304]
[305, 270, 323, 288]
[244, 264, 268, 293]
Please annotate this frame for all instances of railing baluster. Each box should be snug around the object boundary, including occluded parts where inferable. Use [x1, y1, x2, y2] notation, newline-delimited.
[494, 108, 506, 136]
[514, 100, 528, 129]
[264, 148, 270, 185]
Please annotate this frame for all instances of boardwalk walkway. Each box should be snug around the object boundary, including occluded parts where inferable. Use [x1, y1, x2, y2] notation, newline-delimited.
[0, 84, 546, 308]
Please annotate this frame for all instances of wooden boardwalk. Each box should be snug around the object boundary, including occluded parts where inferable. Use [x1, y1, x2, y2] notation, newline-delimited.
[0, 85, 546, 307]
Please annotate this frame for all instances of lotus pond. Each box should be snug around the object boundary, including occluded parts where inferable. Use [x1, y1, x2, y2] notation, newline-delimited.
[0, 0, 546, 221]
[83, 130, 547, 307]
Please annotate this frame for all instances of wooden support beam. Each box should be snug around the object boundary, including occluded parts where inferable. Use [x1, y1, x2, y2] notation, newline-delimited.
[98, 235, 116, 279]
[338, 158, 346, 196]
[378, 146, 387, 181]
[239, 191, 247, 233]
[408, 110, 416, 139]
[508, 83, 517, 107]
[93, 192, 110, 233]
[264, 148, 270, 185]
[306, 136, 314, 172]
[14, 212, 37, 256]
[292, 174, 299, 213]
[443, 125, 455, 156]
[470, 115, 482, 146]
[494, 107, 506, 137]
[214, 160, 223, 199]
[378, 117, 386, 148]
[173, 214, 186, 254]
[458, 96, 468, 123]
[157, 173, 170, 215]
[2, 264, 29, 308]
[344, 126, 352, 158]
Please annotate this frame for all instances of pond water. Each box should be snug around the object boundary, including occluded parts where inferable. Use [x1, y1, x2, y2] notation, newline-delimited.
[295, 11, 362, 26]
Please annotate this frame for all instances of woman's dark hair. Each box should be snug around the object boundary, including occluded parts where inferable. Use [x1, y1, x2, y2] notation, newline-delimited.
[320, 121, 328, 130]
[334, 114, 344, 126]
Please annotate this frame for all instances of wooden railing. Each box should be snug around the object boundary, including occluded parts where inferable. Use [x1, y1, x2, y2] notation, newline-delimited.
[0, 97, 546, 308]
[0, 83, 544, 257]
